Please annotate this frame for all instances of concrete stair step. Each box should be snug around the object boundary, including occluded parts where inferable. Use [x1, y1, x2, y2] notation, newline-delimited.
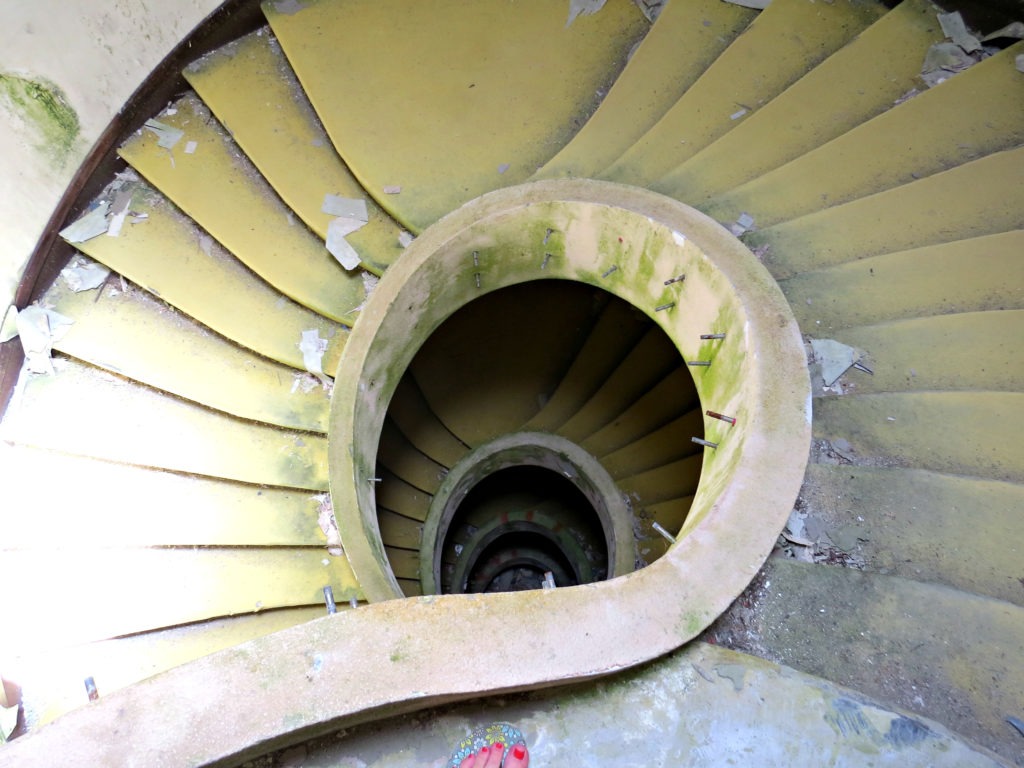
[67, 176, 345, 373]
[704, 41, 1024, 227]
[735, 558, 1024, 766]
[782, 230, 1024, 330]
[659, 0, 947, 204]
[535, 0, 756, 180]
[184, 28, 405, 273]
[39, 267, 330, 432]
[750, 145, 1024, 280]
[118, 92, 365, 323]
[264, 0, 648, 232]
[602, 0, 884, 186]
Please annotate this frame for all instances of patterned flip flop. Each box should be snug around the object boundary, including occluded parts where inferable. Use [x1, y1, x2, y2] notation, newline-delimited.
[447, 722, 526, 767]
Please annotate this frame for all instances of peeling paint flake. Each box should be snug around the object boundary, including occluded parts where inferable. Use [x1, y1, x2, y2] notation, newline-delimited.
[937, 11, 981, 53]
[274, 0, 306, 15]
[60, 201, 110, 243]
[14, 305, 74, 375]
[142, 119, 184, 150]
[326, 217, 365, 270]
[566, 0, 607, 28]
[298, 329, 331, 386]
[321, 194, 368, 221]
[60, 259, 110, 292]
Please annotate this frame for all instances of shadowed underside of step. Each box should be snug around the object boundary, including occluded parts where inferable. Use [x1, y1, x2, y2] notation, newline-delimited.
[2, 0, 1023, 764]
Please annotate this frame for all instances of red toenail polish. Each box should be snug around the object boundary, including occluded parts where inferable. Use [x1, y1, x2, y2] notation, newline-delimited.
[512, 745, 526, 759]
[494, 742, 504, 751]
[480, 747, 488, 755]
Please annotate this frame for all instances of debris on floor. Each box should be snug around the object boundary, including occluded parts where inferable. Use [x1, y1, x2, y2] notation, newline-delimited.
[808, 338, 870, 392]
[13, 305, 74, 375]
[273, 0, 306, 16]
[728, 212, 755, 237]
[142, 118, 184, 150]
[566, 0, 607, 29]
[60, 258, 109, 292]
[919, 10, 1006, 87]
[937, 11, 981, 53]
[322, 195, 368, 270]
[315, 493, 344, 556]
[59, 201, 110, 243]
[722, 0, 771, 8]
[298, 329, 331, 386]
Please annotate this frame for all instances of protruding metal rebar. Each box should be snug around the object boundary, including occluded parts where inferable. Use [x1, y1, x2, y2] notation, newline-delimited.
[472, 250, 479, 267]
[664, 274, 685, 286]
[542, 572, 556, 590]
[688, 360, 711, 367]
[350, 597, 359, 609]
[651, 521, 676, 544]
[475, 272, 481, 288]
[655, 302, 675, 312]
[701, 333, 726, 340]
[706, 410, 737, 425]
[543, 228, 554, 245]
[541, 253, 552, 270]
[84, 677, 99, 702]
[323, 586, 337, 615]
[602, 265, 619, 278]
[692, 436, 718, 449]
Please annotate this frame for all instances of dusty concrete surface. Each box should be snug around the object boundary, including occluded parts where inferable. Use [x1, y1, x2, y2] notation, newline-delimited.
[252, 642, 1005, 768]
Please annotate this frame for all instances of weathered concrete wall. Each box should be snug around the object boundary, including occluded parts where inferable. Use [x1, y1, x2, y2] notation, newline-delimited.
[0, 0, 222, 316]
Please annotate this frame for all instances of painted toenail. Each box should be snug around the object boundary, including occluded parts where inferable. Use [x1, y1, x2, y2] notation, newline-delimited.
[512, 745, 526, 759]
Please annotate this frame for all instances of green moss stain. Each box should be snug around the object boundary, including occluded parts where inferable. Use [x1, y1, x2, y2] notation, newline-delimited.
[0, 73, 80, 165]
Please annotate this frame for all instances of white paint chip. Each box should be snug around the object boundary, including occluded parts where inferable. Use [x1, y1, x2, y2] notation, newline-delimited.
[326, 217, 366, 270]
[60, 261, 110, 292]
[15, 305, 74, 375]
[321, 194, 368, 221]
[184, 140, 198, 154]
[143, 119, 184, 150]
[298, 329, 331, 386]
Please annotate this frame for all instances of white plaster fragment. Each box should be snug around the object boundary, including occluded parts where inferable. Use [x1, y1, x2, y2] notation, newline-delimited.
[326, 217, 365, 270]
[60, 260, 110, 292]
[321, 194, 368, 221]
[15, 305, 74, 375]
[60, 201, 110, 243]
[184, 140, 198, 154]
[672, 231, 686, 247]
[298, 329, 331, 386]
[143, 119, 184, 149]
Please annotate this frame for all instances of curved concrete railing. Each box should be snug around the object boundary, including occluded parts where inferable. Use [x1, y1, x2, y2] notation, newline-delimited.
[0, 181, 810, 766]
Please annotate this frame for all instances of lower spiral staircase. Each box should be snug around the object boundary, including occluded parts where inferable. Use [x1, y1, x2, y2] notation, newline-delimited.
[1, 0, 1022, 765]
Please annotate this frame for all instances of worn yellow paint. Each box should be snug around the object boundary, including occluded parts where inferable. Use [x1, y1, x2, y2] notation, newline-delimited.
[558, 327, 679, 443]
[523, 297, 650, 432]
[536, 0, 755, 180]
[752, 145, 1024, 280]
[6, 547, 359, 651]
[603, 0, 884, 186]
[41, 274, 330, 432]
[782, 230, 1024, 331]
[377, 419, 447, 494]
[5, 607, 330, 727]
[617, 454, 704, 504]
[388, 376, 470, 469]
[580, 368, 698, 458]
[378, 508, 423, 551]
[265, 0, 648, 232]
[0, 357, 329, 490]
[814, 391, 1024, 482]
[833, 311, 1024, 394]
[70, 178, 344, 374]
[375, 469, 433, 523]
[598, 411, 704, 479]
[184, 30, 405, 274]
[119, 93, 364, 323]
[2, 444, 331, 548]
[705, 41, 1024, 226]
[659, 0, 945, 202]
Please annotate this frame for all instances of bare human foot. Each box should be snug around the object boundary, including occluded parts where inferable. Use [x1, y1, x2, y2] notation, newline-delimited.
[457, 741, 529, 768]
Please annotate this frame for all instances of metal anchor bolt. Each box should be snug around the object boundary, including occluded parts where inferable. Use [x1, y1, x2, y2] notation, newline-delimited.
[323, 586, 337, 614]
[541, 253, 552, 270]
[692, 436, 718, 449]
[701, 333, 726, 340]
[664, 274, 686, 286]
[652, 521, 676, 544]
[655, 302, 675, 312]
[706, 410, 737, 425]
[602, 265, 619, 278]
[688, 360, 711, 367]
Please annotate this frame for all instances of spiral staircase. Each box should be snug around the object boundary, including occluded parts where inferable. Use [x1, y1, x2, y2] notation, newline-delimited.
[1, 0, 1022, 765]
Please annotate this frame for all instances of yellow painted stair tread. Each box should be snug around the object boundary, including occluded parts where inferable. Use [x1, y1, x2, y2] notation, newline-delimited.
[580, 367, 698, 458]
[659, 0, 945, 203]
[830, 311, 1024, 394]
[411, 282, 602, 447]
[535, 0, 755, 180]
[0, 357, 328, 490]
[753, 145, 1024, 280]
[523, 295, 649, 433]
[375, 469, 433, 523]
[6, 607, 330, 728]
[184, 30, 404, 274]
[264, 0, 648, 232]
[378, 509, 423, 551]
[782, 230, 1024, 330]
[705, 42, 1024, 227]
[617, 453, 704, 506]
[558, 326, 681, 444]
[602, 0, 884, 186]
[119, 93, 365, 322]
[598, 410, 705, 480]
[41, 269, 330, 433]
[69, 177, 344, 374]
[377, 419, 447, 494]
[6, 547, 359, 652]
[397, 578, 423, 597]
[802, 464, 1024, 606]
[0, 444, 332, 548]
[814, 391, 1024, 483]
[384, 546, 420, 581]
[388, 376, 470, 470]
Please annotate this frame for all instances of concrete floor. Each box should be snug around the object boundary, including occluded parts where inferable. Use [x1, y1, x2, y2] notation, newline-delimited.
[254, 643, 1007, 768]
